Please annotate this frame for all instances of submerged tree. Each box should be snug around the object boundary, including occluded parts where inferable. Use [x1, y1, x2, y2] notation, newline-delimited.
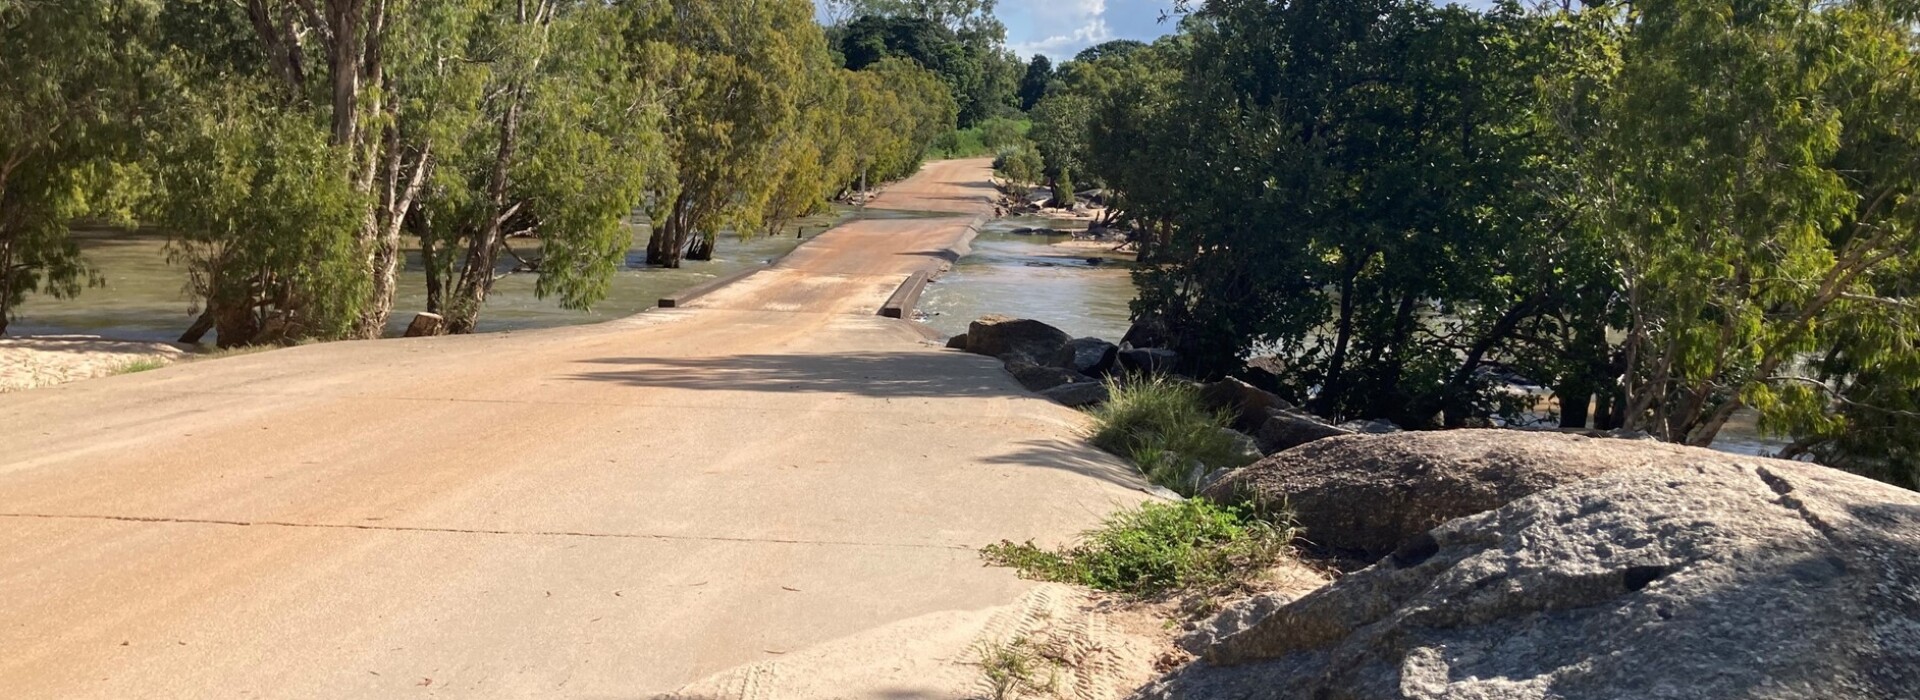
[425, 1, 665, 333]
[628, 0, 813, 268]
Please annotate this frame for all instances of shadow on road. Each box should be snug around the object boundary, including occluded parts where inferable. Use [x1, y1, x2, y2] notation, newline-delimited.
[568, 351, 1025, 399]
[982, 438, 1153, 493]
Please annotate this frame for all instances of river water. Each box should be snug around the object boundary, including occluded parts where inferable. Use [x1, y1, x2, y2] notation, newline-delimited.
[916, 217, 1137, 341]
[11, 216, 841, 343]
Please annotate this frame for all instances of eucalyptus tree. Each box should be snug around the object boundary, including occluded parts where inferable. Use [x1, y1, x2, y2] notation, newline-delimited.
[627, 0, 815, 268]
[759, 41, 858, 238]
[0, 0, 146, 335]
[831, 4, 1018, 125]
[1584, 0, 1920, 449]
[1027, 93, 1090, 207]
[428, 1, 666, 333]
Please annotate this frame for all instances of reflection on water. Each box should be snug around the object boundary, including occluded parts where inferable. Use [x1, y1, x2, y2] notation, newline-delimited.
[916, 217, 1138, 342]
[11, 215, 843, 343]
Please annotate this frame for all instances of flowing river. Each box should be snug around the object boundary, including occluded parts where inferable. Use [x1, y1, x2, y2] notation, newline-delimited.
[10, 216, 842, 343]
[916, 216, 1137, 341]
[14, 211, 1781, 455]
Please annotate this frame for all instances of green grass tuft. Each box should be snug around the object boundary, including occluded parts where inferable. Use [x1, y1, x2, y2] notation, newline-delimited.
[112, 357, 171, 375]
[974, 635, 1058, 700]
[1089, 375, 1256, 494]
[981, 499, 1294, 596]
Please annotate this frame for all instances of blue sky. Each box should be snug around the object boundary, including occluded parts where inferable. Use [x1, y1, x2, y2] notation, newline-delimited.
[817, 1, 1499, 62]
[999, 0, 1180, 60]
[997, 1, 1501, 60]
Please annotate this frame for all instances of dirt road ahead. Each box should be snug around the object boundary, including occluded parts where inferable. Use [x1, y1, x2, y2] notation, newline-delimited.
[0, 159, 1152, 698]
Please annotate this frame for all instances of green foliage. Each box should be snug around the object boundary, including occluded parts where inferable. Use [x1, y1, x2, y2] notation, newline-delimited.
[992, 144, 1045, 194]
[1084, 1, 1614, 432]
[1027, 92, 1094, 208]
[0, 0, 143, 334]
[848, 57, 959, 183]
[143, 75, 370, 345]
[926, 116, 1028, 159]
[981, 499, 1293, 596]
[1089, 375, 1254, 494]
[625, 0, 820, 267]
[1573, 0, 1920, 453]
[829, 6, 1020, 126]
[1017, 54, 1052, 111]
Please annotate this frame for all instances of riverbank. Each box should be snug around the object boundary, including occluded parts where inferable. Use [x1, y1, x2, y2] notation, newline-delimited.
[0, 335, 191, 393]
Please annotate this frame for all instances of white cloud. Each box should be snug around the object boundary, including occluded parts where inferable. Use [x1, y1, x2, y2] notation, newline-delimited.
[1006, 0, 1116, 60]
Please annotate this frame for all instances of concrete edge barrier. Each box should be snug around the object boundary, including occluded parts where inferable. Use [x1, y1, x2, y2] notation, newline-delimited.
[879, 271, 932, 319]
[877, 213, 992, 321]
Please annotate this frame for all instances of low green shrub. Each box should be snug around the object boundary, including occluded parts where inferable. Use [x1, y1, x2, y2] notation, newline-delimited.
[930, 117, 1032, 160]
[1089, 375, 1254, 493]
[981, 499, 1293, 596]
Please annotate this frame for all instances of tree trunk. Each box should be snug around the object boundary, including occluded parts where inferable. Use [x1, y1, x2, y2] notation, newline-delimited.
[0, 238, 14, 337]
[647, 196, 692, 268]
[1558, 384, 1593, 429]
[1313, 258, 1362, 417]
[447, 89, 524, 334]
[179, 309, 216, 344]
[352, 137, 431, 338]
[686, 232, 714, 261]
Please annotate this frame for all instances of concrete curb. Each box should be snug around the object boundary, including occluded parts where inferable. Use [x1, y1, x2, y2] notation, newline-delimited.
[879, 271, 931, 319]
[875, 213, 991, 322]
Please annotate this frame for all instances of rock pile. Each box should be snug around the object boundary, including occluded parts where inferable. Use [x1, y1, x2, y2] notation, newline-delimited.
[1142, 446, 1920, 700]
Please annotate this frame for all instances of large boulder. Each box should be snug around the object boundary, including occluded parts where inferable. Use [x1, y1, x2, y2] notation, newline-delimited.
[1143, 456, 1920, 700]
[1006, 361, 1092, 393]
[961, 315, 1071, 364]
[1252, 409, 1352, 454]
[1199, 378, 1293, 432]
[1206, 430, 1692, 557]
[1117, 348, 1180, 375]
[1120, 315, 1172, 350]
[1053, 337, 1119, 376]
[1040, 381, 1109, 407]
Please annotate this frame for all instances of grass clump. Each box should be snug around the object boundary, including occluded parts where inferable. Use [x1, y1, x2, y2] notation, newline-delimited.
[112, 357, 171, 375]
[981, 499, 1293, 597]
[974, 635, 1057, 700]
[1089, 375, 1255, 494]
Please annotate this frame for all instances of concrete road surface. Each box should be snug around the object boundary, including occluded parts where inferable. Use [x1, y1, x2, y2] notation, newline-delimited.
[0, 159, 1154, 698]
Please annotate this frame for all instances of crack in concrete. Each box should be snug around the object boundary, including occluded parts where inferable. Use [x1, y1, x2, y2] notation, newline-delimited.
[0, 512, 977, 551]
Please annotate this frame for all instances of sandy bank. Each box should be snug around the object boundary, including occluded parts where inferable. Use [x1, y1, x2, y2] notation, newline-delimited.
[0, 335, 191, 392]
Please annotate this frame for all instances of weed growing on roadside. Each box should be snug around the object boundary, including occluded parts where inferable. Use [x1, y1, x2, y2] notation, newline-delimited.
[112, 358, 170, 375]
[981, 499, 1294, 597]
[975, 635, 1057, 700]
[1089, 375, 1254, 494]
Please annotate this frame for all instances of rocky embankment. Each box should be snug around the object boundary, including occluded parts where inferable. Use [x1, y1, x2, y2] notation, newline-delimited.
[1146, 438, 1919, 700]
[946, 314, 1382, 481]
[942, 314, 1920, 700]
